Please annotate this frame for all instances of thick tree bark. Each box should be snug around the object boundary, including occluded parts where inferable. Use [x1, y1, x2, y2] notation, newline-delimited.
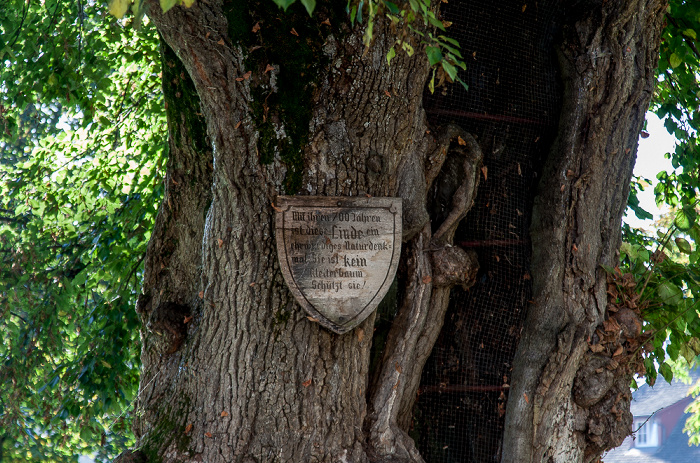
[132, 1, 479, 462]
[125, 0, 667, 462]
[502, 0, 667, 462]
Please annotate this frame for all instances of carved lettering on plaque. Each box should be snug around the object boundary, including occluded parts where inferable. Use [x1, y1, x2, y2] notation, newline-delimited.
[275, 196, 402, 334]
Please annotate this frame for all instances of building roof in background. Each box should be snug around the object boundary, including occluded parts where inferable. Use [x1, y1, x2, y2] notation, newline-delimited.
[603, 412, 700, 463]
[603, 369, 700, 463]
[631, 369, 700, 416]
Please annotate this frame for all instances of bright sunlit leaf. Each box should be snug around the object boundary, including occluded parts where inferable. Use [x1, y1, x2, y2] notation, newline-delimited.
[109, 0, 131, 18]
[669, 53, 682, 69]
[160, 0, 178, 12]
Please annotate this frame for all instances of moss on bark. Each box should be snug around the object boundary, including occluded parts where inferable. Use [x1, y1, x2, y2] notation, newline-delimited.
[160, 38, 208, 157]
[223, 0, 344, 193]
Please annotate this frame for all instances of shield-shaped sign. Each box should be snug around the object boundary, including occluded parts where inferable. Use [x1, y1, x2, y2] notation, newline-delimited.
[275, 196, 402, 334]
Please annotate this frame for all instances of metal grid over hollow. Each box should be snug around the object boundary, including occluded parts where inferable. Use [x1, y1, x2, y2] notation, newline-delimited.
[411, 1, 563, 461]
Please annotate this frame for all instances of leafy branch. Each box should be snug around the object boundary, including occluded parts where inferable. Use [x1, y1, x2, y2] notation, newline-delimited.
[615, 204, 700, 385]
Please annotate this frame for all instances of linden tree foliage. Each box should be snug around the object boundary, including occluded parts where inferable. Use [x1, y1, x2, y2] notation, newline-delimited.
[614, 226, 700, 384]
[337, 0, 469, 92]
[650, 0, 700, 212]
[620, 0, 700, 365]
[0, 0, 165, 461]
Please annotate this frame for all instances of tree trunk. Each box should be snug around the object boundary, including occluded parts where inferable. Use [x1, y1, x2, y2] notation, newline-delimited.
[124, 0, 667, 462]
[502, 0, 667, 462]
[133, 1, 480, 461]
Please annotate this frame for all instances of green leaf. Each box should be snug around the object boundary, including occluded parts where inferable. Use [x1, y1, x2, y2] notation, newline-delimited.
[689, 225, 700, 244]
[383, 0, 400, 14]
[676, 237, 693, 254]
[644, 357, 658, 384]
[689, 337, 700, 356]
[300, 0, 316, 15]
[428, 69, 436, 94]
[628, 189, 653, 220]
[426, 46, 443, 66]
[160, 0, 178, 13]
[272, 0, 297, 10]
[441, 60, 457, 81]
[80, 426, 94, 441]
[620, 241, 635, 260]
[439, 43, 464, 59]
[438, 35, 460, 47]
[659, 362, 674, 384]
[658, 281, 684, 306]
[670, 53, 682, 69]
[386, 46, 396, 66]
[457, 77, 468, 91]
[692, 250, 700, 264]
[109, 0, 131, 18]
[636, 246, 650, 264]
[408, 0, 420, 17]
[684, 29, 698, 40]
[72, 269, 88, 286]
[675, 206, 697, 230]
[681, 343, 695, 364]
[427, 14, 446, 31]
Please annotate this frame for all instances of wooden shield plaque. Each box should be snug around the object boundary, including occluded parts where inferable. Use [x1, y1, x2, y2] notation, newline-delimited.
[275, 196, 402, 334]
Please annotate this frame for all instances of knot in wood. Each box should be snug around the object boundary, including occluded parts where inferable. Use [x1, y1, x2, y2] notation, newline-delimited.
[428, 246, 479, 288]
[136, 292, 152, 314]
[573, 355, 615, 408]
[146, 302, 191, 354]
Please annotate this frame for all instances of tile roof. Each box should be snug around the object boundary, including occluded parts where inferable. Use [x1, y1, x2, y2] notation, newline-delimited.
[631, 369, 700, 416]
[603, 414, 700, 463]
[603, 369, 700, 463]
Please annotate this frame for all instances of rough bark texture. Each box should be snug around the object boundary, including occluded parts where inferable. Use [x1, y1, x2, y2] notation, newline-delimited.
[132, 1, 479, 462]
[502, 0, 667, 462]
[124, 0, 668, 462]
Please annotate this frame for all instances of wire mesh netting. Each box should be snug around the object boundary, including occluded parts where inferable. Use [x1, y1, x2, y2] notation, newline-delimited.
[411, 1, 563, 461]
